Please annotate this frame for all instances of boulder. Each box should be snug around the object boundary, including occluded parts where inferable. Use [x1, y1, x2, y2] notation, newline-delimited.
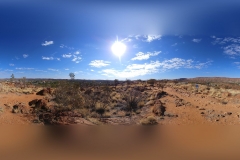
[36, 88, 52, 96]
[152, 104, 166, 116]
[29, 99, 38, 106]
[12, 103, 28, 114]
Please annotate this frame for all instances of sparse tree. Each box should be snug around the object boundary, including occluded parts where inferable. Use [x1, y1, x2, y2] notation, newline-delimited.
[126, 79, 131, 86]
[147, 79, 157, 86]
[10, 74, 14, 82]
[114, 79, 119, 89]
[121, 89, 143, 122]
[22, 77, 26, 88]
[69, 72, 75, 80]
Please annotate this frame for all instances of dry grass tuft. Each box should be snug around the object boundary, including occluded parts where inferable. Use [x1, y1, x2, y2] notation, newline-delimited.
[140, 116, 158, 125]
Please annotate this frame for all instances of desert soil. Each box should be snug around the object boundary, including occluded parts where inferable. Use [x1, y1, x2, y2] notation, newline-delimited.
[1, 82, 240, 125]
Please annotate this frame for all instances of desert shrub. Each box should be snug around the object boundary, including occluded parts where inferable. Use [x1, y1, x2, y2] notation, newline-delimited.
[137, 101, 145, 108]
[140, 116, 158, 125]
[76, 108, 90, 118]
[53, 81, 84, 110]
[147, 79, 157, 86]
[121, 88, 143, 118]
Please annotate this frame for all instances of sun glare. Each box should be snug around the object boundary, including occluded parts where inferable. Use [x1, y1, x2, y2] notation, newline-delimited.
[111, 41, 126, 59]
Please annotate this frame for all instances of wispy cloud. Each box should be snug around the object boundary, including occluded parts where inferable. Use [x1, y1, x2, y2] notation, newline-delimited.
[42, 56, 54, 60]
[16, 67, 34, 70]
[9, 63, 14, 66]
[65, 68, 69, 71]
[62, 52, 81, 63]
[60, 44, 74, 50]
[121, 35, 161, 43]
[5, 69, 13, 72]
[144, 35, 161, 42]
[101, 58, 212, 78]
[74, 51, 80, 55]
[192, 39, 202, 43]
[171, 43, 178, 47]
[212, 36, 240, 58]
[74, 71, 83, 74]
[23, 54, 28, 58]
[35, 70, 47, 72]
[212, 36, 240, 45]
[62, 54, 72, 58]
[72, 55, 81, 63]
[89, 60, 111, 68]
[42, 41, 54, 46]
[48, 68, 59, 72]
[223, 44, 240, 56]
[233, 62, 240, 69]
[131, 51, 161, 61]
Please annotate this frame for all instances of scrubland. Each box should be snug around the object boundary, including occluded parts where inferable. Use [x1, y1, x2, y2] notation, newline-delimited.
[1, 78, 240, 125]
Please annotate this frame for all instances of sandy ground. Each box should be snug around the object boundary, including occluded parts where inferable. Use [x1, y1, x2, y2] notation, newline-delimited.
[2, 83, 240, 159]
[0, 92, 44, 125]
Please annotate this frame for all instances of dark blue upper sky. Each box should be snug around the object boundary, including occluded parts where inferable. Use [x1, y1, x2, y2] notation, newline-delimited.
[1, 0, 240, 80]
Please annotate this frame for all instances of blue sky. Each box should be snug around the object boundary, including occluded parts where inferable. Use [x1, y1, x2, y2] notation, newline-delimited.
[1, 0, 240, 80]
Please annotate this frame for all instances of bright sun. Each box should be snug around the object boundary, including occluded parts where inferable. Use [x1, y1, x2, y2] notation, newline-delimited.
[111, 41, 126, 58]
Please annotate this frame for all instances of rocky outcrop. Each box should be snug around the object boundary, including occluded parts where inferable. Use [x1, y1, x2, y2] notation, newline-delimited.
[36, 88, 52, 96]
[152, 100, 166, 116]
[12, 103, 28, 114]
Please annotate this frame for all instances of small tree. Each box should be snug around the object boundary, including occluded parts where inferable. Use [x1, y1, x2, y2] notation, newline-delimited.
[114, 79, 119, 89]
[126, 79, 131, 86]
[121, 89, 143, 121]
[10, 74, 14, 82]
[69, 73, 75, 80]
[22, 77, 26, 88]
[147, 79, 157, 86]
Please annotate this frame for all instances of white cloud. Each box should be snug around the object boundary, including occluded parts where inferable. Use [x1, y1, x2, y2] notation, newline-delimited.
[74, 71, 83, 74]
[223, 44, 240, 56]
[192, 39, 202, 43]
[60, 44, 74, 50]
[42, 56, 54, 60]
[74, 51, 80, 55]
[48, 68, 59, 72]
[42, 41, 54, 46]
[65, 68, 69, 70]
[121, 35, 161, 43]
[16, 67, 34, 70]
[212, 36, 240, 58]
[172, 43, 178, 46]
[212, 37, 240, 45]
[89, 60, 111, 68]
[9, 63, 14, 66]
[56, 58, 61, 61]
[23, 54, 28, 58]
[62, 54, 72, 58]
[101, 58, 211, 78]
[72, 55, 81, 63]
[233, 62, 240, 69]
[91, 69, 94, 72]
[35, 70, 47, 72]
[131, 51, 161, 61]
[144, 35, 161, 42]
[5, 69, 13, 72]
